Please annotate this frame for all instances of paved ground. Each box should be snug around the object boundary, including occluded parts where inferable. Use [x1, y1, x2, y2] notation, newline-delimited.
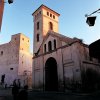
[0, 88, 100, 100]
[28, 90, 100, 100]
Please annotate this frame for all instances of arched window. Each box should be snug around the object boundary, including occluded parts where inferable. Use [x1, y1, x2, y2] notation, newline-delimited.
[48, 41, 52, 51]
[44, 44, 46, 53]
[37, 22, 39, 30]
[49, 22, 53, 30]
[50, 14, 52, 17]
[54, 39, 56, 49]
[53, 15, 55, 19]
[47, 12, 49, 16]
[37, 34, 39, 42]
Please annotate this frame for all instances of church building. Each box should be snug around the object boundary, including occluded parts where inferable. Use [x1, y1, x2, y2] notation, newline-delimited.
[32, 5, 100, 91]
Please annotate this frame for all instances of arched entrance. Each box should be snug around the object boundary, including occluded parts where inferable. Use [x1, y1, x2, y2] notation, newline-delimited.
[45, 57, 58, 91]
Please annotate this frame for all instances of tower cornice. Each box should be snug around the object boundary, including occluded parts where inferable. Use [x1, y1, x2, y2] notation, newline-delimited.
[32, 4, 60, 16]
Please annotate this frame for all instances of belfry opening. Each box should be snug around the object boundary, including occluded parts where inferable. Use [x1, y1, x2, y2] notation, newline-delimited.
[45, 57, 58, 91]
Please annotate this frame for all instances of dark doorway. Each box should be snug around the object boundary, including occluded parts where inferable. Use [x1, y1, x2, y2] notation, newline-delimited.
[45, 57, 58, 91]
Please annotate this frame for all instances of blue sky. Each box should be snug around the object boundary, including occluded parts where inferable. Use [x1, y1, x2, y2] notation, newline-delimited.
[0, 0, 100, 53]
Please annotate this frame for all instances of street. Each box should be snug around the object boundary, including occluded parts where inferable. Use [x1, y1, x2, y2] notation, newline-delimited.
[0, 88, 100, 100]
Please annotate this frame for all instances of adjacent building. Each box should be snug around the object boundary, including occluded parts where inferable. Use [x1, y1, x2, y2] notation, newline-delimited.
[0, 33, 32, 87]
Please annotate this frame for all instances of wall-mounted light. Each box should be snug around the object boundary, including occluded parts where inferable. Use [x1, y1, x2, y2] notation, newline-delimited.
[86, 16, 96, 26]
[85, 8, 100, 26]
[8, 0, 13, 4]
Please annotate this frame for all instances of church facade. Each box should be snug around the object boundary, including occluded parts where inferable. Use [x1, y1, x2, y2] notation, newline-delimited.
[32, 5, 100, 91]
[0, 33, 32, 88]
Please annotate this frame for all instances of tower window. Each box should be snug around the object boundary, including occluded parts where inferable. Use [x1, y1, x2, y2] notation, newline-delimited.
[22, 38, 24, 41]
[1, 51, 3, 55]
[48, 41, 52, 51]
[47, 12, 49, 16]
[53, 15, 55, 19]
[50, 13, 52, 17]
[54, 39, 56, 49]
[49, 22, 53, 30]
[44, 44, 46, 53]
[37, 22, 39, 30]
[37, 34, 39, 42]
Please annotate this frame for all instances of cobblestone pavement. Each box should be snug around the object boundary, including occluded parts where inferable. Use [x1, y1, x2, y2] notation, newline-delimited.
[0, 88, 100, 100]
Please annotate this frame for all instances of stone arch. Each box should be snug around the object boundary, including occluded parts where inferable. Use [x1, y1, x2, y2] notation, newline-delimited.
[45, 57, 58, 91]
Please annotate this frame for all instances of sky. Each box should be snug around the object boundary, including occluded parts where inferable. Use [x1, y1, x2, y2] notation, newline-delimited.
[0, 0, 100, 53]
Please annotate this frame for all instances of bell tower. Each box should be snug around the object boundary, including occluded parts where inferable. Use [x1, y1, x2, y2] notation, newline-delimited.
[32, 5, 60, 54]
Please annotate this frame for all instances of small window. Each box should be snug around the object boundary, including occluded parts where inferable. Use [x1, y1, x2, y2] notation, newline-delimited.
[47, 12, 49, 16]
[15, 38, 16, 40]
[49, 22, 53, 30]
[22, 38, 24, 41]
[37, 34, 39, 42]
[37, 22, 39, 30]
[1, 51, 3, 55]
[48, 41, 52, 51]
[10, 68, 13, 70]
[50, 14, 52, 17]
[22, 61, 23, 64]
[53, 15, 55, 19]
[54, 39, 56, 49]
[44, 44, 46, 53]
[28, 40, 29, 42]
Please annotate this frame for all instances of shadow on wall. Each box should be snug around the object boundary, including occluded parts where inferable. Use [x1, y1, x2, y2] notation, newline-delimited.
[81, 68, 100, 92]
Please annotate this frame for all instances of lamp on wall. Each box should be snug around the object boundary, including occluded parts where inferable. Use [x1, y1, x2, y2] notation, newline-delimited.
[86, 16, 96, 26]
[8, 0, 13, 4]
[85, 8, 100, 26]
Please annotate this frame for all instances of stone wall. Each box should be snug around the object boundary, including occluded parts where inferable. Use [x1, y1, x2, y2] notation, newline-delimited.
[33, 41, 100, 91]
[0, 33, 32, 87]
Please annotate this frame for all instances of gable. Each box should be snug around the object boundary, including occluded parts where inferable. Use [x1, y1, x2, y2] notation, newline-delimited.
[42, 35, 58, 53]
[36, 33, 68, 55]
[34, 31, 82, 56]
[44, 35, 57, 44]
